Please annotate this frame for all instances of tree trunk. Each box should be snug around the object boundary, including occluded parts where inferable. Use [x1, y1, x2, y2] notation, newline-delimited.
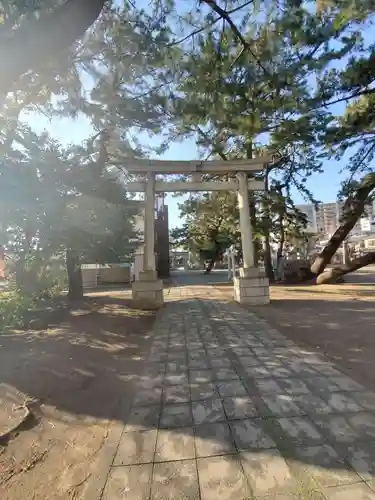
[311, 173, 375, 275]
[249, 198, 260, 265]
[263, 233, 275, 282]
[276, 211, 285, 264]
[261, 172, 275, 282]
[0, 0, 106, 96]
[66, 248, 83, 300]
[316, 251, 375, 284]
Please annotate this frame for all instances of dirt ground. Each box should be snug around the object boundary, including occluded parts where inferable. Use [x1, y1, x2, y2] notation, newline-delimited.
[250, 281, 375, 391]
[0, 293, 155, 500]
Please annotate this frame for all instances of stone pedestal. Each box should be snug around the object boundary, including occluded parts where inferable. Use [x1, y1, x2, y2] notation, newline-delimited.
[234, 267, 270, 305]
[132, 270, 164, 310]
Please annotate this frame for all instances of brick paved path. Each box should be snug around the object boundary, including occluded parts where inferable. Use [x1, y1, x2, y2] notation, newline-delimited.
[102, 297, 375, 500]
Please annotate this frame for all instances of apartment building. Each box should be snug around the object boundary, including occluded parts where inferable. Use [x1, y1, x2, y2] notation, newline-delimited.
[296, 201, 375, 238]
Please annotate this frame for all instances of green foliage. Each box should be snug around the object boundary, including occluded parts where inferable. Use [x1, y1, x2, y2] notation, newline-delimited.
[171, 191, 240, 264]
[0, 291, 34, 329]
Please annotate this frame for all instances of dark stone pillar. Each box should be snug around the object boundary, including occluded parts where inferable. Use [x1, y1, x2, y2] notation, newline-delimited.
[155, 203, 170, 278]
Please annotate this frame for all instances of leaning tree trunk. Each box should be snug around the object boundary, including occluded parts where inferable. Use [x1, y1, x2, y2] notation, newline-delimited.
[316, 251, 375, 284]
[66, 248, 83, 300]
[311, 173, 375, 276]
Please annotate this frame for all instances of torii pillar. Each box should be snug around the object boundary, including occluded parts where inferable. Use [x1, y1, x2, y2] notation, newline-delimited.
[132, 173, 164, 309]
[234, 172, 270, 305]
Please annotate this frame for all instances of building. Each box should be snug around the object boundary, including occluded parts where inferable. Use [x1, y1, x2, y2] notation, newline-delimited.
[296, 201, 375, 238]
[295, 204, 317, 233]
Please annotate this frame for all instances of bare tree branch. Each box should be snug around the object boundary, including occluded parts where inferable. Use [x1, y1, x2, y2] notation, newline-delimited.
[169, 0, 255, 47]
[200, 0, 269, 75]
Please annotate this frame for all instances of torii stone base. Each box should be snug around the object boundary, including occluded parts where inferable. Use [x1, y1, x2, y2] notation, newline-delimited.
[132, 270, 164, 310]
[234, 267, 270, 306]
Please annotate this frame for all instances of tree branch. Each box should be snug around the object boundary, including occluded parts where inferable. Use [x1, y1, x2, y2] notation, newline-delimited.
[316, 251, 375, 284]
[0, 0, 107, 96]
[200, 0, 269, 76]
[170, 0, 255, 47]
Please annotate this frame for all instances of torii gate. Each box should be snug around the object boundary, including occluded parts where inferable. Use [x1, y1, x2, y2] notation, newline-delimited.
[124, 157, 271, 309]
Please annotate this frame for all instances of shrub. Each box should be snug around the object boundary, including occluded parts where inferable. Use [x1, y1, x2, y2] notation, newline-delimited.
[0, 291, 35, 330]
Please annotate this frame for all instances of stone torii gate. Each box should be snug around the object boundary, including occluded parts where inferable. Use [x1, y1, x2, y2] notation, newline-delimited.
[124, 157, 271, 309]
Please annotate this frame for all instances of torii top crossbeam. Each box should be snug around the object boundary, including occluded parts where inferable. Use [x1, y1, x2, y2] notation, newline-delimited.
[123, 156, 270, 174]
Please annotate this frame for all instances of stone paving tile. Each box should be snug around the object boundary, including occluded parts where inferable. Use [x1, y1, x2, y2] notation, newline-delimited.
[143, 363, 166, 377]
[320, 392, 363, 413]
[274, 417, 325, 447]
[197, 455, 251, 500]
[261, 394, 303, 416]
[238, 355, 260, 366]
[160, 403, 193, 428]
[188, 351, 206, 360]
[230, 418, 276, 450]
[288, 363, 319, 377]
[311, 414, 360, 444]
[255, 378, 284, 394]
[192, 398, 226, 425]
[103, 464, 153, 500]
[277, 378, 312, 395]
[347, 413, 375, 439]
[194, 422, 236, 457]
[240, 448, 299, 497]
[272, 367, 295, 378]
[133, 388, 163, 407]
[288, 444, 361, 488]
[189, 369, 214, 383]
[163, 384, 190, 404]
[345, 444, 375, 482]
[190, 382, 219, 401]
[331, 376, 366, 392]
[216, 380, 248, 398]
[188, 358, 210, 369]
[322, 483, 375, 499]
[163, 372, 189, 386]
[304, 376, 342, 395]
[244, 365, 274, 378]
[314, 365, 343, 378]
[352, 392, 375, 411]
[147, 352, 168, 363]
[210, 357, 232, 368]
[151, 460, 199, 500]
[212, 367, 239, 381]
[222, 396, 259, 420]
[167, 349, 186, 360]
[124, 405, 161, 432]
[292, 394, 333, 415]
[155, 427, 195, 462]
[114, 429, 157, 466]
[166, 360, 188, 372]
